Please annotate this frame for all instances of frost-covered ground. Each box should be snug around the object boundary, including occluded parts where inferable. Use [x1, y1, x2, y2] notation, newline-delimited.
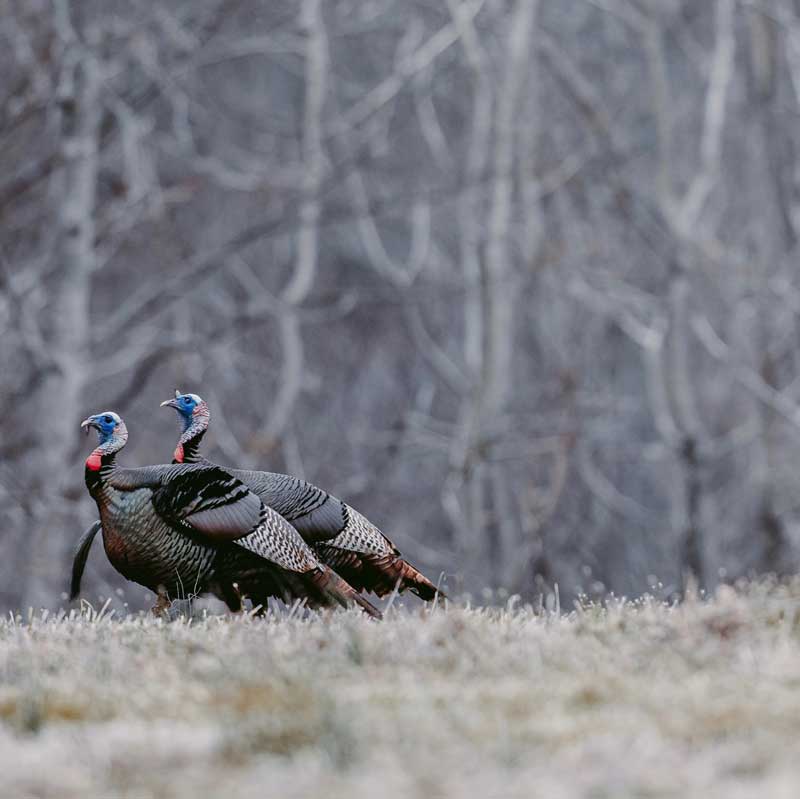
[3, 582, 800, 798]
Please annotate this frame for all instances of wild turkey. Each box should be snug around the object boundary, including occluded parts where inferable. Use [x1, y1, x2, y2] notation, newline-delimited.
[159, 391, 446, 601]
[78, 411, 381, 618]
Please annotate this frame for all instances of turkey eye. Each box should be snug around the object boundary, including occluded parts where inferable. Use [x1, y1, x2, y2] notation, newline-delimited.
[103, 415, 113, 424]
[183, 398, 191, 404]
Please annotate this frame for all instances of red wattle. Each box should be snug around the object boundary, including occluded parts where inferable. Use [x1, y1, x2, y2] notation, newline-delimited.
[173, 444, 184, 463]
[85, 451, 103, 471]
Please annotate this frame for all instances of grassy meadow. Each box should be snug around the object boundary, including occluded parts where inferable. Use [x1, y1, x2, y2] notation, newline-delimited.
[2, 582, 800, 798]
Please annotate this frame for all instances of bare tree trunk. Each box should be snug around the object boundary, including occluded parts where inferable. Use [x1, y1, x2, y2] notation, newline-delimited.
[678, 436, 704, 585]
[257, 0, 326, 451]
[26, 5, 101, 606]
[449, 0, 540, 584]
[444, 0, 493, 566]
[642, 2, 736, 590]
[485, 0, 540, 584]
[747, 9, 794, 574]
[668, 272, 708, 588]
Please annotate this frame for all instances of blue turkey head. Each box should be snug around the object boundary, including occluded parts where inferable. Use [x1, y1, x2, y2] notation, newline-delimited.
[81, 411, 123, 444]
[161, 390, 204, 430]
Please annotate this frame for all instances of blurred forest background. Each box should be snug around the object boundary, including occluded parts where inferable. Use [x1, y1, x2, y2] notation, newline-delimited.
[2, 0, 800, 610]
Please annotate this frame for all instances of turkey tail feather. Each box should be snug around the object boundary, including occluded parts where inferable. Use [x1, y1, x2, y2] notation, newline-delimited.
[316, 545, 446, 602]
[393, 559, 447, 601]
[70, 520, 102, 601]
[309, 567, 383, 620]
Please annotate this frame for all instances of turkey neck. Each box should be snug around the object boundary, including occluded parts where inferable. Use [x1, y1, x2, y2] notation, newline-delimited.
[84, 450, 121, 504]
[179, 426, 205, 463]
[175, 412, 209, 464]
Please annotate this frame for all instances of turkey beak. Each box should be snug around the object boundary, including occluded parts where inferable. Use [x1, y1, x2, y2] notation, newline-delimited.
[80, 416, 97, 435]
[160, 398, 179, 410]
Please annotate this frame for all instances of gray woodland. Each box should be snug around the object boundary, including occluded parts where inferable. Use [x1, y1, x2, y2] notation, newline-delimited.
[2, 0, 800, 610]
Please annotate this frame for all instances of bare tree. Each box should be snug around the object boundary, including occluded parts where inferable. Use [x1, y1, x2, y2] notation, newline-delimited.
[4, 0, 800, 609]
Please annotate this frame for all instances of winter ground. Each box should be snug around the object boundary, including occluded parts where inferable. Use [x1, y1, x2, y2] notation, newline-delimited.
[2, 582, 800, 798]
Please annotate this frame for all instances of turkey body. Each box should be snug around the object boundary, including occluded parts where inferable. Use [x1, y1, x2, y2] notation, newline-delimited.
[94, 484, 217, 598]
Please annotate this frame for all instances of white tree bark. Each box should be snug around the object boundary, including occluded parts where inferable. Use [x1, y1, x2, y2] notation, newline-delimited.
[446, 0, 540, 583]
[258, 0, 327, 450]
[26, 4, 101, 606]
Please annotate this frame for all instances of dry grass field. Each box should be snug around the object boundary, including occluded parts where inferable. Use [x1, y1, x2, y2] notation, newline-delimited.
[3, 582, 800, 798]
